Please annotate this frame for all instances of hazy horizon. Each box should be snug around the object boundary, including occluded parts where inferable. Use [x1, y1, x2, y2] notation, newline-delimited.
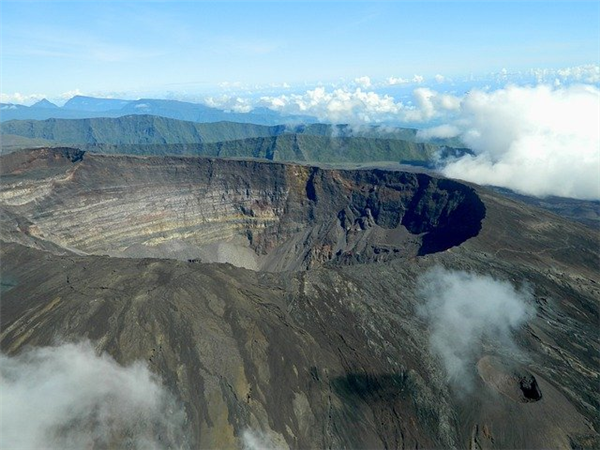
[2, 1, 599, 104]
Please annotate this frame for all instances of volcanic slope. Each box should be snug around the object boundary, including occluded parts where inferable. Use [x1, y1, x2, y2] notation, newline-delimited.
[1, 148, 598, 449]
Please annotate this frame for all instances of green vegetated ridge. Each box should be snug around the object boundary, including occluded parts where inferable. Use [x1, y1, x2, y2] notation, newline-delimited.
[0, 115, 280, 145]
[0, 115, 454, 164]
[81, 135, 437, 164]
[1, 116, 428, 144]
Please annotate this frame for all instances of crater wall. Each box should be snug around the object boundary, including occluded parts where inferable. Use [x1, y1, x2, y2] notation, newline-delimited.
[0, 148, 485, 270]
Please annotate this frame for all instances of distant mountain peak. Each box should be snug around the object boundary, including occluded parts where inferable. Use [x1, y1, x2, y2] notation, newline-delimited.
[63, 95, 132, 112]
[1, 94, 319, 125]
[32, 98, 59, 109]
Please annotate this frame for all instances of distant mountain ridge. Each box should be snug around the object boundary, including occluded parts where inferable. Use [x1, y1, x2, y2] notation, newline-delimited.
[0, 95, 317, 125]
[0, 115, 448, 146]
[0, 115, 448, 165]
[80, 134, 440, 165]
[63, 96, 130, 111]
[1, 115, 282, 145]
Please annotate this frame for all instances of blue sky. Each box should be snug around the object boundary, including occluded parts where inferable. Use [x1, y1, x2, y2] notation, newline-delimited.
[1, 1, 599, 101]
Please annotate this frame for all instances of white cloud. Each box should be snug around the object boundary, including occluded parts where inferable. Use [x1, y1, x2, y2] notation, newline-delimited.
[386, 76, 411, 86]
[418, 267, 534, 390]
[482, 65, 600, 87]
[277, 82, 599, 200]
[403, 88, 461, 122]
[416, 124, 460, 140]
[0, 341, 187, 450]
[0, 92, 47, 105]
[354, 76, 372, 88]
[528, 64, 600, 85]
[204, 95, 253, 113]
[254, 84, 465, 124]
[556, 64, 600, 83]
[259, 87, 403, 123]
[434, 74, 446, 83]
[59, 89, 85, 99]
[0, 89, 88, 106]
[442, 84, 600, 199]
[384, 74, 425, 86]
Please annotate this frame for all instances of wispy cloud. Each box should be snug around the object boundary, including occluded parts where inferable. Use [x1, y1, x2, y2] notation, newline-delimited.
[242, 429, 281, 450]
[0, 92, 47, 105]
[205, 95, 253, 113]
[417, 267, 535, 390]
[257, 86, 403, 123]
[4, 27, 166, 63]
[383, 74, 426, 86]
[354, 76, 372, 89]
[0, 341, 188, 449]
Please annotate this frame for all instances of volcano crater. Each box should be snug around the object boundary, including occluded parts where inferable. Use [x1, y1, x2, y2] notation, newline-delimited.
[0, 148, 486, 271]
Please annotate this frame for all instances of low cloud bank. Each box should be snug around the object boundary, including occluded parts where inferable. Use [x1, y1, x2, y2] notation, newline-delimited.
[259, 86, 402, 123]
[440, 84, 600, 200]
[253, 85, 461, 124]
[0, 341, 188, 450]
[417, 267, 534, 390]
[211, 82, 599, 200]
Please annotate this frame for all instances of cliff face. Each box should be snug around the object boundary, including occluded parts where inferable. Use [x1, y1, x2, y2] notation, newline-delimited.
[0, 148, 484, 271]
[1, 148, 598, 449]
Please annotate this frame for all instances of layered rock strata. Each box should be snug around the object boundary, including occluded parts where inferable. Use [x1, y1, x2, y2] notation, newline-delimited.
[0, 148, 485, 271]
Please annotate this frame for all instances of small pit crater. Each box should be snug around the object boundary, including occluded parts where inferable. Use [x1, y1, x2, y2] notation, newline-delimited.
[519, 374, 542, 402]
[477, 356, 543, 404]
